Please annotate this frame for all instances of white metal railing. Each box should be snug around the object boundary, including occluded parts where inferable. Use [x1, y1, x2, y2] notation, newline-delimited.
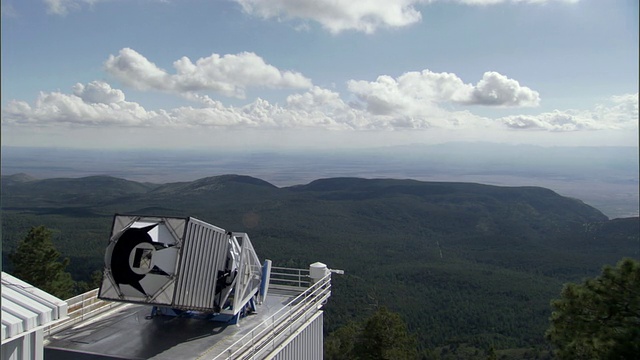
[44, 288, 121, 337]
[268, 267, 311, 288]
[207, 273, 331, 360]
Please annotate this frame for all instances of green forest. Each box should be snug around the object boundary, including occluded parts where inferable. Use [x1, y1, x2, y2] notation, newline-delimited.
[2, 173, 638, 359]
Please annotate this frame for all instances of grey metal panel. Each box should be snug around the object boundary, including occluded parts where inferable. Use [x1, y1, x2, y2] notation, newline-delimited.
[2, 330, 42, 360]
[173, 218, 228, 311]
[2, 336, 23, 360]
[270, 311, 324, 360]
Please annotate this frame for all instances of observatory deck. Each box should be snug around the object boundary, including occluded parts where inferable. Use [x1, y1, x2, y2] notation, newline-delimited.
[43, 267, 330, 360]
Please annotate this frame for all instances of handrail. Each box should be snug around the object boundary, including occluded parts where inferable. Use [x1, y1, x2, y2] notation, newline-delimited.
[270, 267, 308, 273]
[208, 273, 331, 360]
[44, 288, 120, 337]
[269, 267, 310, 288]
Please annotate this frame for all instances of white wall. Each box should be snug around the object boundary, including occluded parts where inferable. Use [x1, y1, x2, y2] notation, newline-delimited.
[269, 311, 324, 360]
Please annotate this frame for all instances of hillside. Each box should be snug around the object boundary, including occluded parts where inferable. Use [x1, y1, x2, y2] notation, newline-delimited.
[1, 173, 38, 185]
[1, 174, 637, 355]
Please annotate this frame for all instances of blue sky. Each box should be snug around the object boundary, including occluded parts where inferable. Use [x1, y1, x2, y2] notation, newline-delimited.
[1, 0, 638, 150]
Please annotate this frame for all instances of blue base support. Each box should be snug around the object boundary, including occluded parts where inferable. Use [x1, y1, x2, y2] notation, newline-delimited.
[148, 298, 256, 324]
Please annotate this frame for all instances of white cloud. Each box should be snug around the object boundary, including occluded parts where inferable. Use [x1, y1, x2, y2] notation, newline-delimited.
[44, 0, 75, 15]
[499, 111, 595, 131]
[347, 70, 539, 115]
[285, 87, 373, 129]
[43, 0, 170, 15]
[1, 1, 18, 17]
[41, 0, 578, 21]
[464, 71, 540, 107]
[457, 0, 578, 4]
[43, 0, 99, 15]
[104, 48, 172, 91]
[2, 81, 156, 127]
[3, 81, 631, 134]
[73, 81, 125, 104]
[1, 81, 482, 130]
[104, 48, 312, 98]
[499, 93, 639, 131]
[609, 93, 639, 120]
[235, 0, 423, 34]
[234, 0, 579, 34]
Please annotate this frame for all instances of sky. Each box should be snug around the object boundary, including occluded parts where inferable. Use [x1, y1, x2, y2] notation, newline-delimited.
[1, 0, 638, 150]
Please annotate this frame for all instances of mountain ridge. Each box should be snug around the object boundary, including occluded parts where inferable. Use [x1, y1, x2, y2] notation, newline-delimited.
[0, 172, 612, 218]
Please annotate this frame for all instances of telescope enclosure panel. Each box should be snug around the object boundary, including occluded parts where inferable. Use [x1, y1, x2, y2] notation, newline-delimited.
[173, 218, 229, 311]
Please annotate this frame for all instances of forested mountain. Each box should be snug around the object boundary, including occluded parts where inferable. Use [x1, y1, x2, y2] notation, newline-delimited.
[2, 174, 638, 357]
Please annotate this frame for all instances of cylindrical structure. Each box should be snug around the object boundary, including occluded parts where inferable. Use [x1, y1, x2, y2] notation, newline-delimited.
[309, 262, 329, 284]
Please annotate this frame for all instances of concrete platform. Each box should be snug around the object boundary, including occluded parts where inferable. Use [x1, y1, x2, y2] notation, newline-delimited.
[44, 292, 297, 360]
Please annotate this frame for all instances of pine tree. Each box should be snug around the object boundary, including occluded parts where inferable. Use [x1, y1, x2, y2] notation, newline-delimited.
[76, 269, 105, 293]
[325, 307, 420, 360]
[324, 321, 360, 360]
[486, 345, 497, 360]
[9, 226, 75, 299]
[356, 307, 419, 360]
[546, 258, 640, 359]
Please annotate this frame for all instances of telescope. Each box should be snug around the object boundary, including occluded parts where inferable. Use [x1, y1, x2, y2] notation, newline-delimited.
[98, 214, 265, 322]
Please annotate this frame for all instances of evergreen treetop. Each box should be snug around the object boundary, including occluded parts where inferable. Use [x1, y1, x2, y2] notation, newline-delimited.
[9, 225, 75, 299]
[546, 258, 640, 359]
